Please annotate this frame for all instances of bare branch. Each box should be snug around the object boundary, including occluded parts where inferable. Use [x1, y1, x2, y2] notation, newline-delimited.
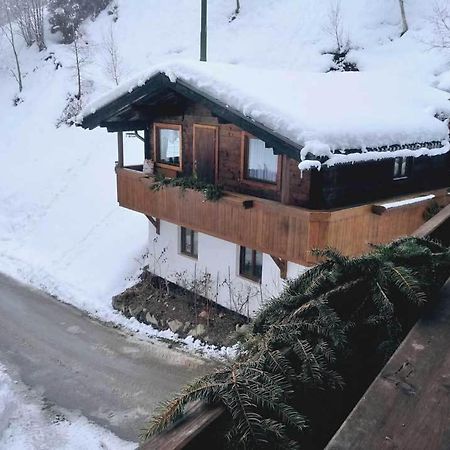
[325, 1, 349, 54]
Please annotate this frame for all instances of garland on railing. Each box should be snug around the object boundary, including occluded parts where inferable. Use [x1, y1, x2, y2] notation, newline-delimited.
[151, 174, 224, 202]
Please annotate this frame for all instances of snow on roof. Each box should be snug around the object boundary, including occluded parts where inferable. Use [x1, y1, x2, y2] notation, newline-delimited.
[80, 60, 450, 162]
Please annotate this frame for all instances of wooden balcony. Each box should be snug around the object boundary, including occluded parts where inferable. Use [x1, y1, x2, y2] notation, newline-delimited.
[117, 167, 450, 266]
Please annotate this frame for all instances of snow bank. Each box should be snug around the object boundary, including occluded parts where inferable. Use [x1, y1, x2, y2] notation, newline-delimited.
[80, 60, 450, 154]
[0, 366, 135, 450]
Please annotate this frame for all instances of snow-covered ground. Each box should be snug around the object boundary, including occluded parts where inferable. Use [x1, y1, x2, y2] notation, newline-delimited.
[1, 0, 450, 338]
[0, 365, 135, 450]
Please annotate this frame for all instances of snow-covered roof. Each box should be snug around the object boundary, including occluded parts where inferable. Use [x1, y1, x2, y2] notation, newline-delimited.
[79, 60, 450, 167]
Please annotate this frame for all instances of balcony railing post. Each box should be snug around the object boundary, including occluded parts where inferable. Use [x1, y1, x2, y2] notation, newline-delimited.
[117, 131, 124, 168]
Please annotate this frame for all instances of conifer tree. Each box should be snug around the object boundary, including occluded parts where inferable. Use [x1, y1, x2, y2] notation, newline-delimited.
[48, 0, 110, 44]
[143, 237, 450, 449]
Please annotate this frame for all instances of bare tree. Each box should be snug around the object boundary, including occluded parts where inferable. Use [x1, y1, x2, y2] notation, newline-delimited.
[399, 0, 408, 37]
[73, 31, 86, 101]
[429, 1, 450, 48]
[12, 0, 46, 51]
[102, 24, 123, 86]
[0, 0, 23, 92]
[15, 2, 34, 47]
[326, 0, 349, 54]
[29, 0, 46, 51]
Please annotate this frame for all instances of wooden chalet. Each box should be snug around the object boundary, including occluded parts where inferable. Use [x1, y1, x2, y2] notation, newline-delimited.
[79, 61, 450, 313]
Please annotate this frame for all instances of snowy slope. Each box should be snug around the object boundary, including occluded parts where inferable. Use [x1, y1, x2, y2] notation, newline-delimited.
[1, 0, 450, 323]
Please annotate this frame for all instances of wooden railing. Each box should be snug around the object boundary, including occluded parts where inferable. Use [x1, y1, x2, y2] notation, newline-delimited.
[117, 167, 450, 266]
[326, 278, 450, 450]
[413, 203, 450, 242]
[140, 402, 224, 450]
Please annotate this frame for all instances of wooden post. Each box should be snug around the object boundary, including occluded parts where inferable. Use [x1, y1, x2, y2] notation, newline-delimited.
[281, 155, 291, 205]
[146, 216, 160, 235]
[200, 0, 207, 62]
[117, 131, 124, 168]
[144, 127, 151, 160]
[270, 255, 288, 280]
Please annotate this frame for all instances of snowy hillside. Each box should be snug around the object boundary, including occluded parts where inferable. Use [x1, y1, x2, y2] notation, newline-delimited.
[1, 0, 450, 323]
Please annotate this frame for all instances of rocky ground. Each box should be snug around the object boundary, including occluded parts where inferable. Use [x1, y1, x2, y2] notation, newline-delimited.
[112, 270, 249, 347]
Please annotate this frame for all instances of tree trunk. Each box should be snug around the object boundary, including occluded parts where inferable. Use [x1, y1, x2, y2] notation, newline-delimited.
[74, 37, 82, 100]
[399, 0, 408, 37]
[3, 2, 23, 92]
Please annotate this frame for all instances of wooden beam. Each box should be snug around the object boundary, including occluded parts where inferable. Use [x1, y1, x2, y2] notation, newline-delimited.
[117, 131, 124, 168]
[140, 401, 225, 450]
[413, 203, 450, 238]
[146, 215, 160, 235]
[270, 255, 288, 279]
[104, 120, 148, 132]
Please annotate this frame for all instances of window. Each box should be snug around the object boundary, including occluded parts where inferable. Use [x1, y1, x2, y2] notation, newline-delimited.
[244, 136, 278, 183]
[180, 227, 198, 258]
[155, 124, 182, 167]
[239, 246, 263, 282]
[393, 156, 410, 180]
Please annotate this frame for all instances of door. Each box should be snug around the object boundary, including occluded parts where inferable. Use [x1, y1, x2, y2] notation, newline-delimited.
[193, 124, 218, 184]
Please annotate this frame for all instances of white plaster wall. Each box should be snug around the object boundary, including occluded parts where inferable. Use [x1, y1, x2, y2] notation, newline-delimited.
[147, 220, 307, 317]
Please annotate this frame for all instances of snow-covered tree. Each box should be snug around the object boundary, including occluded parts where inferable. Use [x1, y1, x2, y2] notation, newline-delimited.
[48, 0, 109, 44]
[0, 0, 23, 92]
[13, 0, 46, 51]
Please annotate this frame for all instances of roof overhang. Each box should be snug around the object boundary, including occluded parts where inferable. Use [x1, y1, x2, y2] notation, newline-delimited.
[79, 73, 302, 161]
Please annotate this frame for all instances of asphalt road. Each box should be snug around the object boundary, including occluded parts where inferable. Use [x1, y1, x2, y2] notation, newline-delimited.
[0, 273, 213, 442]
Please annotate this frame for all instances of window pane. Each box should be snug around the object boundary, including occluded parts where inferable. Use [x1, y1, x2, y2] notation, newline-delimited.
[393, 157, 409, 179]
[192, 230, 198, 257]
[159, 129, 180, 165]
[181, 227, 198, 258]
[394, 158, 400, 177]
[401, 158, 407, 177]
[247, 138, 277, 183]
[185, 229, 192, 254]
[239, 247, 262, 282]
[254, 251, 263, 279]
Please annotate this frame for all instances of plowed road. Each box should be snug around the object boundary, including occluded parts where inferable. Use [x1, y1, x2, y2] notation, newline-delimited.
[0, 273, 212, 442]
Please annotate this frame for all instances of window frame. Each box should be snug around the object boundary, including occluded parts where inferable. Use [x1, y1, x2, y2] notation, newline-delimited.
[239, 246, 263, 283]
[154, 123, 183, 171]
[240, 132, 281, 189]
[393, 156, 411, 181]
[180, 226, 198, 259]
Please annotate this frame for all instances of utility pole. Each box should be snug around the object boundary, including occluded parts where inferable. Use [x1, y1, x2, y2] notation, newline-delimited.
[200, 0, 207, 62]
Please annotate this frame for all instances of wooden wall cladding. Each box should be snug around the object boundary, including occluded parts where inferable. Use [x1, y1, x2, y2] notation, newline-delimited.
[316, 154, 450, 209]
[117, 168, 450, 266]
